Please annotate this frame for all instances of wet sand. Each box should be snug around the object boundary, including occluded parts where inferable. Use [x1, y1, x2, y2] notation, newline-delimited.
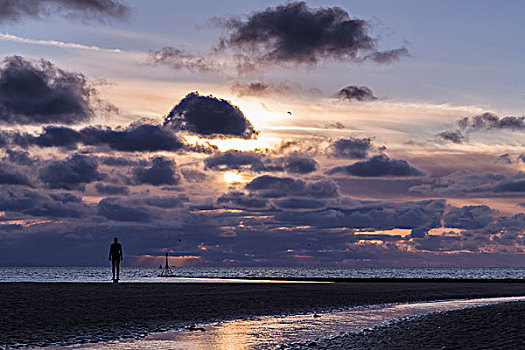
[0, 282, 524, 348]
[288, 301, 525, 349]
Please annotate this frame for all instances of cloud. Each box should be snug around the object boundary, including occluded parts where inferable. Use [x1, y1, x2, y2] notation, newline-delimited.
[274, 198, 326, 210]
[437, 130, 466, 144]
[327, 154, 424, 177]
[149, 47, 219, 73]
[39, 154, 104, 190]
[246, 175, 338, 198]
[213, 1, 408, 69]
[336, 86, 377, 102]
[95, 183, 130, 196]
[164, 92, 257, 139]
[0, 0, 130, 24]
[0, 187, 89, 218]
[3, 149, 35, 166]
[133, 156, 181, 186]
[217, 191, 269, 209]
[409, 170, 525, 197]
[328, 137, 373, 159]
[0, 56, 116, 125]
[97, 197, 152, 222]
[204, 151, 318, 174]
[438, 112, 525, 143]
[444, 205, 498, 229]
[11, 124, 185, 152]
[230, 81, 292, 97]
[0, 163, 32, 186]
[458, 113, 525, 131]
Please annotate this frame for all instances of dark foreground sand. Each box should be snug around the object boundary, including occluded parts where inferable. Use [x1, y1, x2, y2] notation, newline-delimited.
[0, 282, 524, 348]
[287, 301, 525, 350]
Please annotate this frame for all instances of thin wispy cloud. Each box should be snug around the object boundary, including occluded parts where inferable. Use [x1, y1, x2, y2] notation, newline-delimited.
[0, 32, 122, 53]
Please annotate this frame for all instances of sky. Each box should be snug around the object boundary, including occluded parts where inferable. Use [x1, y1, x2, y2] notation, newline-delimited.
[0, 0, 523, 267]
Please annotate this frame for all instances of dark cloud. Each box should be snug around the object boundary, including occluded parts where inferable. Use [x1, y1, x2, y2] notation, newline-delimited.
[214, 1, 408, 69]
[230, 81, 292, 97]
[336, 86, 377, 102]
[438, 113, 525, 143]
[204, 151, 318, 174]
[0, 0, 130, 23]
[133, 157, 181, 186]
[39, 154, 104, 190]
[518, 154, 525, 164]
[437, 130, 466, 144]
[409, 170, 525, 197]
[0, 163, 32, 186]
[483, 213, 525, 236]
[11, 124, 184, 152]
[81, 124, 184, 152]
[0, 56, 115, 125]
[164, 92, 257, 139]
[217, 191, 269, 209]
[0, 187, 89, 218]
[444, 205, 497, 229]
[3, 149, 35, 166]
[495, 154, 513, 165]
[328, 137, 373, 159]
[95, 183, 130, 196]
[458, 113, 525, 131]
[149, 47, 219, 73]
[99, 156, 147, 167]
[142, 195, 187, 209]
[327, 154, 424, 177]
[274, 198, 326, 210]
[274, 199, 446, 231]
[97, 197, 152, 222]
[246, 175, 338, 198]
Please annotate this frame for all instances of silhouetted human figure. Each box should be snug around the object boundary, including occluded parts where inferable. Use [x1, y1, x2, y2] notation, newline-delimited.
[109, 237, 123, 282]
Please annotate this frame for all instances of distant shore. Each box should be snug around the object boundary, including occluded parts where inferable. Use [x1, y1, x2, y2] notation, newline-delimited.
[1, 282, 524, 348]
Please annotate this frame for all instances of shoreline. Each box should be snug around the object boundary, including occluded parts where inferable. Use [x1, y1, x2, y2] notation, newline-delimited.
[1, 282, 524, 348]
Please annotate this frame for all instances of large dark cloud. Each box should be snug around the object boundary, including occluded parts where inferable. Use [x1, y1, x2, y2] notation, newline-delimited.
[10, 124, 184, 152]
[204, 151, 318, 174]
[246, 175, 338, 198]
[0, 187, 89, 218]
[95, 183, 129, 196]
[0, 0, 130, 23]
[274, 199, 446, 231]
[164, 92, 257, 139]
[327, 154, 424, 177]
[0, 163, 32, 186]
[0, 56, 115, 125]
[444, 205, 497, 229]
[336, 86, 377, 102]
[97, 197, 152, 222]
[214, 1, 408, 68]
[328, 138, 373, 159]
[39, 154, 104, 190]
[3, 149, 36, 166]
[133, 157, 181, 186]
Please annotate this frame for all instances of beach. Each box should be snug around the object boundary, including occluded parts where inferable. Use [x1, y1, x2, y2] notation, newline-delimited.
[288, 301, 525, 349]
[1, 282, 524, 348]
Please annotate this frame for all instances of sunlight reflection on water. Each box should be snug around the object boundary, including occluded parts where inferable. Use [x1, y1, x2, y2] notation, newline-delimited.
[57, 296, 525, 350]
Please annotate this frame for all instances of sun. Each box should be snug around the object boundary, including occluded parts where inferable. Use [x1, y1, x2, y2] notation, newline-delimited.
[223, 171, 247, 184]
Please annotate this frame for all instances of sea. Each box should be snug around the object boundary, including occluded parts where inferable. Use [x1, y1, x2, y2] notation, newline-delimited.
[0, 266, 524, 282]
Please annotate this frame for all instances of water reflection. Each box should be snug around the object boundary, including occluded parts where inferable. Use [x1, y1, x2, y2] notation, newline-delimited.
[54, 296, 525, 350]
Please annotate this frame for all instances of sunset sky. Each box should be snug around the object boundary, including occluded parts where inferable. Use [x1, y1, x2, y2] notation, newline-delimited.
[0, 0, 523, 267]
